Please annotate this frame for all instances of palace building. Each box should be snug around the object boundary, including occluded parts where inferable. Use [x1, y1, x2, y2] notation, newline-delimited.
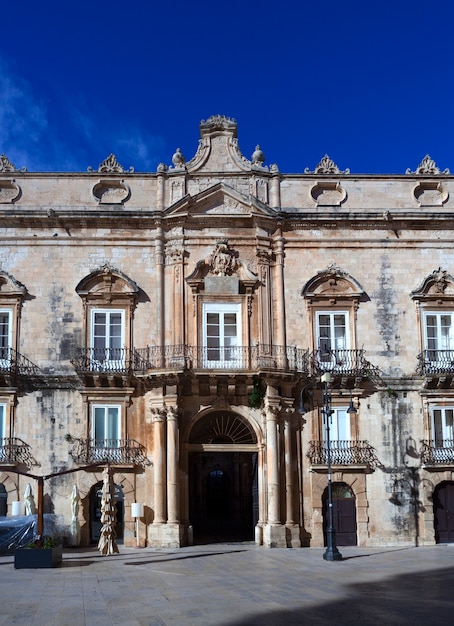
[1, 115, 454, 548]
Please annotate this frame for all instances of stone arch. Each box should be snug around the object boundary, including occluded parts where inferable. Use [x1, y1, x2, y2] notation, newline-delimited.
[302, 265, 367, 302]
[75, 264, 139, 303]
[187, 409, 258, 445]
[310, 472, 369, 547]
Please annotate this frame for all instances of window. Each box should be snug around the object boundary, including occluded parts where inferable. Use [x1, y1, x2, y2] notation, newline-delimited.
[203, 303, 242, 367]
[91, 309, 125, 369]
[92, 404, 121, 443]
[323, 407, 351, 443]
[0, 403, 5, 440]
[0, 309, 12, 368]
[432, 407, 454, 445]
[316, 311, 350, 361]
[424, 313, 454, 366]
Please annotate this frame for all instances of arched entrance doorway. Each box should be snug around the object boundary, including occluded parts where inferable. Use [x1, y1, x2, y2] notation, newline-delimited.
[188, 412, 258, 543]
[323, 482, 357, 546]
[434, 481, 454, 543]
[89, 480, 124, 544]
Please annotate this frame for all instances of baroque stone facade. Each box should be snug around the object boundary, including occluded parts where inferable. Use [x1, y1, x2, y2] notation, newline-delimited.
[1, 116, 454, 549]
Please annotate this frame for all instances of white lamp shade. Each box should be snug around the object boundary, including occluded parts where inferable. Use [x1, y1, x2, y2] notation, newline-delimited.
[131, 502, 144, 518]
[12, 501, 25, 516]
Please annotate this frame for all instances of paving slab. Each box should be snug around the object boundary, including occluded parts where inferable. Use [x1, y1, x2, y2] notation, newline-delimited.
[0, 544, 454, 625]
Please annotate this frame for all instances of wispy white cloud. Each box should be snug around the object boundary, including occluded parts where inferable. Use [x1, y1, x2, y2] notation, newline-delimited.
[0, 58, 164, 172]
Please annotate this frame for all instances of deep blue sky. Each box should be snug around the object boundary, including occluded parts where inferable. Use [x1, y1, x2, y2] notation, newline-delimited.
[1, 1, 453, 174]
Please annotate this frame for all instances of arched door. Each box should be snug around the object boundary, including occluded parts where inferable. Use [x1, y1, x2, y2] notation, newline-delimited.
[323, 482, 357, 546]
[0, 484, 6, 517]
[89, 480, 124, 544]
[188, 412, 258, 543]
[434, 481, 454, 543]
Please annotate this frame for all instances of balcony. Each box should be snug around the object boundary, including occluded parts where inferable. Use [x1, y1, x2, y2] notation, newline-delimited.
[134, 344, 309, 374]
[307, 440, 381, 469]
[0, 348, 41, 385]
[71, 348, 149, 374]
[0, 437, 37, 467]
[420, 439, 454, 466]
[69, 438, 150, 467]
[417, 350, 454, 377]
[310, 349, 381, 383]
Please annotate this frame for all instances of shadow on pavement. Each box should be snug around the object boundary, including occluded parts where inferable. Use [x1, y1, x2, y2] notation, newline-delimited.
[225, 565, 454, 626]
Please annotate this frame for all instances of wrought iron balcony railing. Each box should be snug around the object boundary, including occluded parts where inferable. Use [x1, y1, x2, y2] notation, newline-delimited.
[134, 344, 309, 373]
[71, 348, 149, 374]
[307, 440, 381, 467]
[0, 437, 37, 466]
[69, 437, 150, 467]
[310, 349, 381, 381]
[417, 350, 454, 376]
[420, 439, 454, 465]
[0, 347, 41, 377]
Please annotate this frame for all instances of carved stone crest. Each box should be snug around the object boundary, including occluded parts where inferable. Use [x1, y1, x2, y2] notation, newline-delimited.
[206, 239, 239, 276]
[88, 154, 134, 173]
[406, 155, 449, 175]
[305, 155, 350, 175]
[0, 154, 26, 172]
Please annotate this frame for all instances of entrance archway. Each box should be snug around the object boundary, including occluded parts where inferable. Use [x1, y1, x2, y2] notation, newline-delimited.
[188, 412, 258, 543]
[89, 480, 124, 544]
[434, 481, 454, 543]
[323, 482, 357, 546]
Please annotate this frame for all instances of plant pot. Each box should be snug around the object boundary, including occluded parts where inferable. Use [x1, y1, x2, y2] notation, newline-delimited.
[14, 545, 62, 569]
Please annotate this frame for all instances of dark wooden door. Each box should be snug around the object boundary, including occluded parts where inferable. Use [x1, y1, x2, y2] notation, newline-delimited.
[323, 483, 357, 546]
[434, 482, 454, 543]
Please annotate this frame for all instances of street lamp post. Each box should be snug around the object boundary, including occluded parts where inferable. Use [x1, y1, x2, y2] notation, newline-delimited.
[321, 372, 342, 562]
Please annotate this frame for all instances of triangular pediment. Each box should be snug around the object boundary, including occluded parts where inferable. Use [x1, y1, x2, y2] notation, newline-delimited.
[163, 182, 278, 221]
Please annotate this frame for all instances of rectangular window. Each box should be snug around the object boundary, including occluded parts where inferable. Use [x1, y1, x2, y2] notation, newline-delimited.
[203, 303, 242, 367]
[91, 309, 125, 369]
[424, 313, 454, 365]
[316, 312, 349, 369]
[0, 309, 12, 368]
[0, 403, 5, 440]
[432, 407, 454, 444]
[92, 405, 121, 444]
[323, 407, 351, 443]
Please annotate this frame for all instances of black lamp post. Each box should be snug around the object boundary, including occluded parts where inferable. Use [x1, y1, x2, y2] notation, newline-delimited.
[321, 372, 343, 561]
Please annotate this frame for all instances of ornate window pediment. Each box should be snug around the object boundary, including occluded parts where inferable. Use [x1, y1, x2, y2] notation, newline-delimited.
[302, 265, 366, 304]
[186, 239, 258, 294]
[76, 264, 139, 304]
[411, 268, 454, 303]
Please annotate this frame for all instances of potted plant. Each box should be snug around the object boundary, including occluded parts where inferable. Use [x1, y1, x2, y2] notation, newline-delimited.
[14, 536, 62, 569]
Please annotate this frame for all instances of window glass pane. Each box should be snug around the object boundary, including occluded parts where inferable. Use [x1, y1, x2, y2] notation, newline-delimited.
[94, 407, 105, 440]
[0, 312, 10, 350]
[445, 410, 454, 440]
[0, 404, 5, 439]
[107, 407, 119, 440]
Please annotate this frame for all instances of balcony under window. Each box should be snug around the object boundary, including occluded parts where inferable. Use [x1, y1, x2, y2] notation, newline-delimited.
[69, 437, 150, 468]
[0, 347, 41, 385]
[310, 348, 381, 383]
[307, 440, 381, 471]
[420, 440, 454, 467]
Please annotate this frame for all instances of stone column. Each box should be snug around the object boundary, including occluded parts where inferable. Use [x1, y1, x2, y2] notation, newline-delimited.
[263, 403, 286, 547]
[284, 412, 295, 526]
[151, 408, 167, 525]
[274, 232, 286, 349]
[154, 222, 165, 363]
[166, 406, 179, 524]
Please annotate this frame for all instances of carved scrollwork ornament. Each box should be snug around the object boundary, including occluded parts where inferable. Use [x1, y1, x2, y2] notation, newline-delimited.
[305, 155, 350, 175]
[0, 153, 26, 172]
[149, 406, 167, 421]
[88, 153, 134, 173]
[406, 154, 450, 175]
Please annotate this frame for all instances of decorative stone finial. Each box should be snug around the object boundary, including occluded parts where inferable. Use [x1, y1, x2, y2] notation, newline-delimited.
[88, 154, 134, 173]
[172, 148, 186, 168]
[157, 163, 167, 173]
[0, 153, 26, 172]
[305, 155, 350, 175]
[405, 155, 449, 175]
[251, 145, 265, 166]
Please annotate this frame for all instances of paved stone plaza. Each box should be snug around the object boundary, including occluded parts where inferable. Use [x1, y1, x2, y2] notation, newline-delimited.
[0, 543, 453, 625]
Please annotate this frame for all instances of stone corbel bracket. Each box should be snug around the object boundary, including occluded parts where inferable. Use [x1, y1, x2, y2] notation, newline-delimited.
[310, 181, 347, 207]
[92, 179, 131, 204]
[0, 179, 21, 204]
[412, 181, 449, 207]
